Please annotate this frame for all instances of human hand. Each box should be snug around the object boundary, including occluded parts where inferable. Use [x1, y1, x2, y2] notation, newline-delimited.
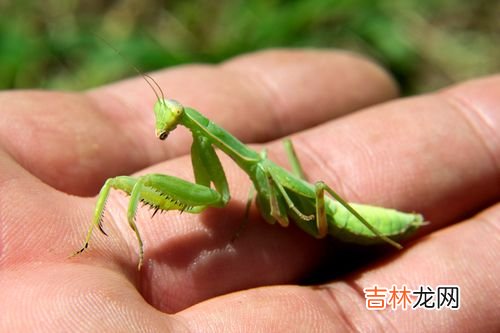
[0, 50, 498, 332]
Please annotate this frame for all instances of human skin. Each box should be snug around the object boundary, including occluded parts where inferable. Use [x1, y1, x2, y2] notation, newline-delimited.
[0, 50, 498, 332]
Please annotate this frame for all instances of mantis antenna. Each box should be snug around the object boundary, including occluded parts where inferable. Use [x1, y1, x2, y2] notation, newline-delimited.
[92, 33, 166, 103]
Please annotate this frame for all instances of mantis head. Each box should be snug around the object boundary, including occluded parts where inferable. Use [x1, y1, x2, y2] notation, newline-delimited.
[153, 98, 184, 140]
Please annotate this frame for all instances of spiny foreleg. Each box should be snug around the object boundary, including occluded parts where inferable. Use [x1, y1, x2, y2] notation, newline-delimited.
[73, 174, 225, 269]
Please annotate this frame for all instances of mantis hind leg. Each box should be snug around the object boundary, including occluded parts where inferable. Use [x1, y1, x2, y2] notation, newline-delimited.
[283, 138, 307, 180]
[314, 181, 402, 248]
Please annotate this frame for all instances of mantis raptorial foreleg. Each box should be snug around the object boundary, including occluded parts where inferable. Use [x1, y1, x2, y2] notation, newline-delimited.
[74, 178, 114, 257]
[74, 171, 227, 268]
[126, 178, 146, 267]
[191, 135, 230, 204]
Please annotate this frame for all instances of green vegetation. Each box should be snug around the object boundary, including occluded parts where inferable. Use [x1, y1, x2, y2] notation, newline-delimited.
[0, 0, 498, 93]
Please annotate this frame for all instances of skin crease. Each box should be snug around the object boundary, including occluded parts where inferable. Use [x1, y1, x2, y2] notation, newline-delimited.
[0, 49, 498, 332]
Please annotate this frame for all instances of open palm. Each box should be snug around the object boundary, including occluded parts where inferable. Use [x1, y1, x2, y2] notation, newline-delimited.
[0, 50, 498, 332]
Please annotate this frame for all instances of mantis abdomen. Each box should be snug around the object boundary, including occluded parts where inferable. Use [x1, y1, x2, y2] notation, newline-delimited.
[326, 202, 423, 244]
[285, 188, 423, 244]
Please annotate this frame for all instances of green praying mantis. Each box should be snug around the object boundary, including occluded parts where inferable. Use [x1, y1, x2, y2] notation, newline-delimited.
[73, 75, 424, 269]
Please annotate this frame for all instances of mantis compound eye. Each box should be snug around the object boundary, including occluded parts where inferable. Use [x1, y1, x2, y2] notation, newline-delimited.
[159, 132, 169, 140]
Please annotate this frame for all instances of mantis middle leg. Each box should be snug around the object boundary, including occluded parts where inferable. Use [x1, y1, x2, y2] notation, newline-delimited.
[283, 138, 307, 180]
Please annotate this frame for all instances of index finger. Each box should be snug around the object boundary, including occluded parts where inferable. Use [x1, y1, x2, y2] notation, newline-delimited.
[0, 50, 397, 195]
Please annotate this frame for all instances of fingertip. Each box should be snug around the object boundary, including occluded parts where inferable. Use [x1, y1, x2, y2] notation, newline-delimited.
[222, 49, 399, 133]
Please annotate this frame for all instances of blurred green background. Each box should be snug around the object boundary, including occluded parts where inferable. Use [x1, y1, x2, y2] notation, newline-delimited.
[0, 0, 498, 94]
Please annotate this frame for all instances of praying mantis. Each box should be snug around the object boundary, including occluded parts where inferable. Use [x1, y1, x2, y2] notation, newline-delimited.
[74, 76, 424, 269]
